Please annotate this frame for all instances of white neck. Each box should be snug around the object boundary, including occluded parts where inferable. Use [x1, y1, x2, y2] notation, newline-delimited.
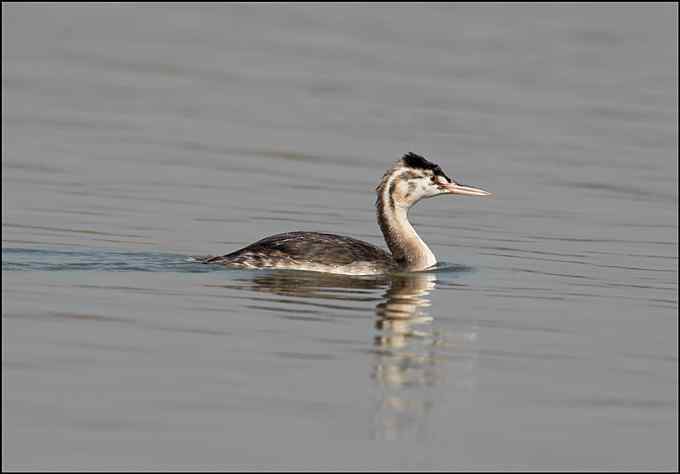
[377, 196, 437, 272]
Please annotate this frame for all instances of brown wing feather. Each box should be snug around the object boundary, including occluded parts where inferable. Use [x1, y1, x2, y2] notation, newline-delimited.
[205, 231, 394, 267]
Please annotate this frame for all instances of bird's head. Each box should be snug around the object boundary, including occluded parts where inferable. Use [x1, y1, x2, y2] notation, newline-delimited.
[376, 153, 491, 210]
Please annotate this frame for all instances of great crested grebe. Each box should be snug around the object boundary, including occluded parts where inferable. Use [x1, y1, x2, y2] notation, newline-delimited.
[202, 153, 491, 275]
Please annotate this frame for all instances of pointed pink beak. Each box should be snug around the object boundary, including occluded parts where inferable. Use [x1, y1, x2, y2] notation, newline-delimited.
[442, 182, 492, 196]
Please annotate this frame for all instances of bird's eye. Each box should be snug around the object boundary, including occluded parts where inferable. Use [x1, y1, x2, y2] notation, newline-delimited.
[430, 175, 437, 183]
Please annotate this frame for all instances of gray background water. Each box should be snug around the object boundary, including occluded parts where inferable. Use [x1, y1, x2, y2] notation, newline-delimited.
[2, 3, 678, 471]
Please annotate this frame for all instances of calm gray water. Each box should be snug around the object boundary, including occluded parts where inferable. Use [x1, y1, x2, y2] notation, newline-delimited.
[2, 4, 678, 471]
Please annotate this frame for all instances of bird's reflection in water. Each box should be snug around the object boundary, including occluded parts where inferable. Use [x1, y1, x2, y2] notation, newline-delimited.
[215, 268, 477, 441]
[371, 273, 440, 440]
[370, 272, 480, 440]
[226, 271, 389, 298]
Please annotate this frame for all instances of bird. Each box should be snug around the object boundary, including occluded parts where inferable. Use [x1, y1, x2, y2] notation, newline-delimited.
[202, 153, 491, 275]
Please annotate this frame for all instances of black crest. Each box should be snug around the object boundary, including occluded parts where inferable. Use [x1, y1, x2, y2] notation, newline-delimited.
[401, 152, 451, 183]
